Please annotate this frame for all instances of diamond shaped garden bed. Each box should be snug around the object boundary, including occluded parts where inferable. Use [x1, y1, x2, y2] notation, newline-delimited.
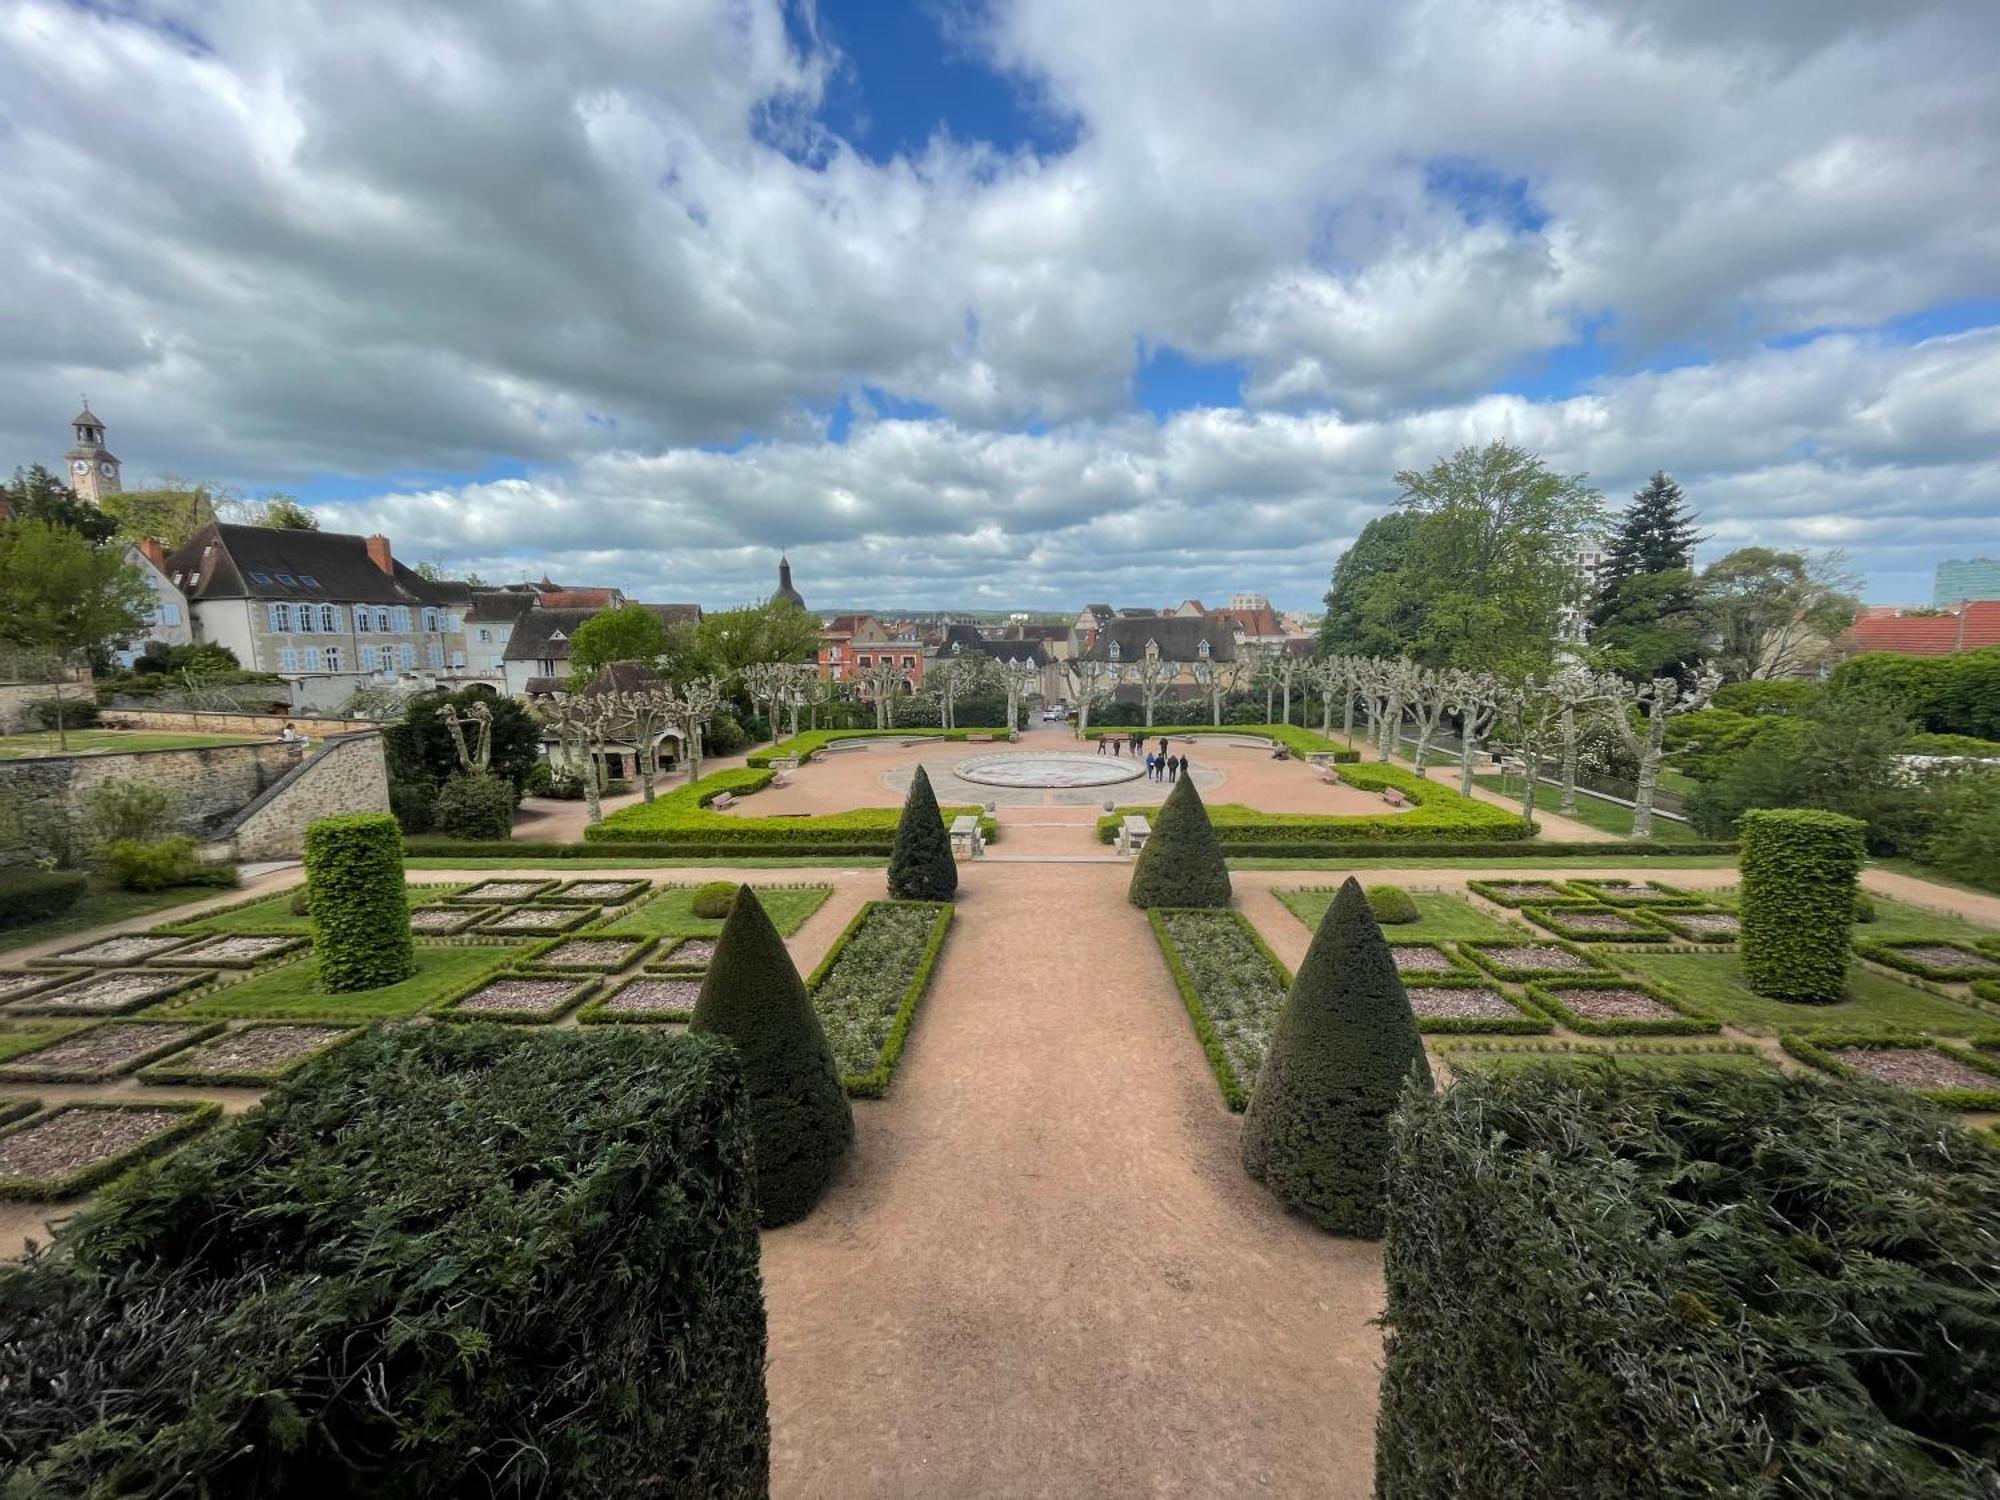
[647, 937, 719, 972]
[436, 975, 595, 1024]
[0, 969, 87, 1005]
[152, 934, 307, 969]
[579, 975, 703, 1024]
[37, 933, 199, 969]
[140, 1022, 362, 1085]
[474, 904, 600, 938]
[0, 1101, 219, 1200]
[3, 968, 217, 1018]
[0, 1021, 222, 1082]
[1386, 942, 1471, 977]
[553, 878, 652, 904]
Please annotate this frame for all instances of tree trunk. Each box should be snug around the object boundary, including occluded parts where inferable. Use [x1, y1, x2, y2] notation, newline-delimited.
[640, 738, 657, 802]
[1282, 679, 1292, 727]
[1343, 689, 1355, 740]
[1459, 720, 1481, 798]
[1412, 716, 1433, 772]
[1632, 709, 1668, 840]
[1559, 705, 1579, 814]
[1144, 687, 1156, 728]
[1265, 682, 1274, 722]
[582, 744, 603, 825]
[1321, 686, 1334, 735]
[53, 689, 68, 753]
[1077, 692, 1092, 738]
[1213, 688, 1223, 726]
[1518, 746, 1539, 830]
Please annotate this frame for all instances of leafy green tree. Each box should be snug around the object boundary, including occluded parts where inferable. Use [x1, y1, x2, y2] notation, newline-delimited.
[2, 465, 117, 544]
[385, 686, 542, 793]
[100, 479, 222, 551]
[566, 603, 671, 682]
[1923, 771, 2000, 892]
[1588, 568, 1708, 684]
[691, 886, 853, 1226]
[681, 601, 822, 682]
[1128, 774, 1232, 908]
[1319, 512, 1422, 657]
[256, 495, 319, 530]
[1696, 547, 1861, 681]
[0, 519, 151, 748]
[1365, 442, 1606, 673]
[887, 765, 957, 900]
[1241, 877, 1431, 1235]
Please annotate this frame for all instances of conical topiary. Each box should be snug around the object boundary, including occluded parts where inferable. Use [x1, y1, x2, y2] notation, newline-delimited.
[1127, 773, 1231, 908]
[691, 884, 854, 1226]
[1241, 876, 1432, 1236]
[888, 764, 958, 901]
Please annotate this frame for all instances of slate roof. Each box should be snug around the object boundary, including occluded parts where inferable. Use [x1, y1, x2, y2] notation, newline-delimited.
[465, 591, 538, 625]
[1080, 615, 1236, 663]
[934, 624, 1051, 667]
[501, 603, 701, 665]
[165, 523, 450, 606]
[584, 661, 663, 696]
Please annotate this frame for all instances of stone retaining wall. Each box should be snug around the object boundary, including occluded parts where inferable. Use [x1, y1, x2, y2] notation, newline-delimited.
[218, 732, 391, 861]
[97, 708, 379, 737]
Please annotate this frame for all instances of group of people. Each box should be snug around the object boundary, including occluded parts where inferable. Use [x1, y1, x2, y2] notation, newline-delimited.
[1096, 731, 1189, 783]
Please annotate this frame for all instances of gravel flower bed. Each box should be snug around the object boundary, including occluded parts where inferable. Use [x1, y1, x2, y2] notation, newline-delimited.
[1467, 880, 1571, 907]
[0, 1103, 216, 1199]
[1830, 1046, 1998, 1091]
[1568, 879, 1700, 907]
[1152, 908, 1291, 1108]
[584, 976, 704, 1021]
[555, 879, 652, 903]
[0, 969, 86, 1004]
[1861, 941, 2000, 980]
[157, 934, 304, 968]
[1648, 910, 1741, 941]
[1389, 943, 1466, 975]
[443, 976, 591, 1021]
[46, 933, 197, 967]
[650, 937, 718, 970]
[1542, 986, 1678, 1021]
[410, 905, 494, 935]
[0, 1021, 217, 1082]
[475, 906, 598, 937]
[531, 937, 652, 972]
[1464, 942, 1606, 980]
[5, 969, 212, 1017]
[455, 879, 559, 903]
[1406, 986, 1519, 1020]
[810, 903, 951, 1088]
[1524, 906, 1658, 941]
[140, 1023, 358, 1084]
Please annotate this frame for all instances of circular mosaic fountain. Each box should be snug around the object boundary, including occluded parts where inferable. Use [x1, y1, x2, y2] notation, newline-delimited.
[953, 752, 1144, 789]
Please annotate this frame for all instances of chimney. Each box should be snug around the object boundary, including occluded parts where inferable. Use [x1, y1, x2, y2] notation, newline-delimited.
[136, 536, 166, 570]
[365, 534, 395, 576]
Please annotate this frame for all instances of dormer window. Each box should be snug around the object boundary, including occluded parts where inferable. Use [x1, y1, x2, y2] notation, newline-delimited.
[1197, 638, 1211, 660]
[1108, 640, 1121, 661]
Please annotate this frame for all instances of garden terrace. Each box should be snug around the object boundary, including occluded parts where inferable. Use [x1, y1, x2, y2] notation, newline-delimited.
[592, 882, 832, 941]
[160, 945, 523, 1022]
[4, 968, 216, 1018]
[136, 1023, 363, 1085]
[0, 1021, 222, 1083]
[1781, 1034, 2000, 1108]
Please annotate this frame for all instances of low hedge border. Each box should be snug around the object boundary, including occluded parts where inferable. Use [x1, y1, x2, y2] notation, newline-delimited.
[512, 935, 659, 974]
[1398, 974, 1552, 1036]
[576, 973, 704, 1025]
[1430, 1037, 1763, 1072]
[1632, 907, 1740, 945]
[804, 899, 955, 1098]
[33, 934, 207, 970]
[470, 903, 602, 940]
[0, 1019, 228, 1084]
[6, 967, 226, 1019]
[0, 968, 94, 1005]
[151, 934, 311, 971]
[581, 881, 835, 939]
[1389, 940, 1478, 977]
[1519, 903, 1670, 943]
[583, 765, 998, 849]
[408, 904, 498, 936]
[137, 1023, 368, 1086]
[1459, 936, 1609, 983]
[647, 935, 716, 972]
[1523, 976, 1722, 1037]
[0, 1097, 40, 1128]
[1560, 878, 1708, 908]
[1463, 878, 1575, 908]
[408, 836, 900, 861]
[1855, 939, 2000, 982]
[1237, 837, 1740, 861]
[1146, 908, 1273, 1110]
[550, 877, 653, 904]
[746, 727, 978, 767]
[1081, 723, 1362, 762]
[444, 878, 562, 906]
[433, 973, 599, 1026]
[1781, 1031, 2000, 1109]
[0, 1100, 221, 1200]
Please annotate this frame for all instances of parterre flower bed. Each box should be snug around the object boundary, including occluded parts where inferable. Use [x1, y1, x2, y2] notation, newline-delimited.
[1388, 943, 1468, 976]
[530, 937, 654, 972]
[1858, 940, 2000, 981]
[1463, 941, 1606, 980]
[1402, 985, 1548, 1035]
[0, 1022, 217, 1082]
[1832, 1045, 1997, 1092]
[474, 905, 599, 937]
[410, 905, 494, 935]
[139, 1023, 359, 1084]
[453, 879, 559, 904]
[44, 934, 196, 967]
[1523, 905, 1659, 941]
[6, 969, 212, 1017]
[440, 976, 592, 1022]
[582, 976, 704, 1023]
[554, 879, 652, 903]
[649, 937, 718, 971]
[0, 969, 86, 1004]
[1566, 879, 1701, 907]
[1526, 978, 1720, 1037]
[1465, 880, 1570, 907]
[0, 1102, 217, 1199]
[155, 934, 304, 968]
[1644, 909, 1741, 942]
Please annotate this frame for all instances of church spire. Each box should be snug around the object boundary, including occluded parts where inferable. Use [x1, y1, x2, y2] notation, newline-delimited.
[773, 551, 806, 610]
[64, 398, 121, 505]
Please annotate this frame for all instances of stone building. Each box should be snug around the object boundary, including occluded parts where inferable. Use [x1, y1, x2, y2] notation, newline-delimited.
[111, 537, 194, 667]
[63, 403, 122, 505]
[500, 601, 701, 696]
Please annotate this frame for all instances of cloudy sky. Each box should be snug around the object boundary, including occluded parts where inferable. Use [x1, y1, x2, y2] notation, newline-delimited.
[4, 0, 1997, 610]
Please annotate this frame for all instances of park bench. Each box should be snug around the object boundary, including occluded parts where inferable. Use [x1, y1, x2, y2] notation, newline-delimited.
[710, 791, 737, 809]
[1380, 787, 1409, 808]
[950, 814, 985, 860]
[1117, 814, 1152, 857]
[1305, 751, 1338, 767]
[768, 754, 800, 771]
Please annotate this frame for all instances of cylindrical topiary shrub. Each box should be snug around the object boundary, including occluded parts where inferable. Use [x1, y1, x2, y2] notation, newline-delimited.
[1739, 808, 1866, 1003]
[887, 765, 958, 901]
[1366, 884, 1420, 925]
[302, 812, 414, 992]
[691, 885, 854, 1226]
[1128, 774, 1232, 909]
[432, 772, 516, 840]
[692, 880, 738, 919]
[1242, 877, 1432, 1236]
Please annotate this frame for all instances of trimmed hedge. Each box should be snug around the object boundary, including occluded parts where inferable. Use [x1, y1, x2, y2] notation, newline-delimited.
[1377, 1067, 2000, 1499]
[691, 881, 738, 919]
[1739, 808, 1866, 1003]
[887, 765, 957, 901]
[745, 727, 975, 768]
[1524, 975, 1721, 1037]
[0, 868, 86, 931]
[581, 765, 996, 852]
[303, 812, 414, 992]
[1856, 938, 2000, 982]
[103, 837, 239, 893]
[1128, 775, 1233, 908]
[1781, 1031, 2000, 1110]
[691, 886, 853, 1227]
[1099, 762, 1529, 847]
[432, 771, 516, 841]
[1241, 878, 1431, 1235]
[1147, 906, 1294, 1109]
[1082, 722, 1361, 762]
[8, 1025, 771, 1494]
[1365, 884, 1419, 924]
[804, 899, 954, 1097]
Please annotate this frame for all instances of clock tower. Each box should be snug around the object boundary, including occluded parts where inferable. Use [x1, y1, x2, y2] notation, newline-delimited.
[64, 401, 122, 505]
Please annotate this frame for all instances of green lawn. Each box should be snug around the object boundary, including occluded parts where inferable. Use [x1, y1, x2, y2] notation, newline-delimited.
[1473, 775, 1703, 842]
[0, 881, 235, 957]
[0, 1020, 86, 1061]
[405, 856, 888, 870]
[1230, 854, 1741, 871]
[1275, 888, 1514, 941]
[163, 884, 471, 935]
[0, 730, 266, 760]
[160, 945, 519, 1022]
[1613, 950, 2000, 1040]
[1670, 887, 1998, 948]
[592, 884, 833, 939]
[1436, 1041, 1775, 1077]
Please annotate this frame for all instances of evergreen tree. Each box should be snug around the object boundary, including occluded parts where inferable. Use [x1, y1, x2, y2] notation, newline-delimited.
[1, 464, 117, 545]
[691, 885, 853, 1226]
[1127, 774, 1232, 908]
[1601, 472, 1704, 581]
[1591, 472, 1709, 682]
[888, 764, 958, 900]
[1240, 877, 1432, 1235]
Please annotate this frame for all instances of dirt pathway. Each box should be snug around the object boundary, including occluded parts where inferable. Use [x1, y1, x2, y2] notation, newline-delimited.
[761, 862, 1383, 1500]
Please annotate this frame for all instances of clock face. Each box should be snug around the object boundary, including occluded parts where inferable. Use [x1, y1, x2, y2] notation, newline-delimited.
[99, 461, 114, 476]
[72, 459, 89, 475]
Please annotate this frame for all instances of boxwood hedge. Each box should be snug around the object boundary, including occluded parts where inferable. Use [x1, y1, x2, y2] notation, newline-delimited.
[1377, 1067, 2000, 1499]
[580, 766, 996, 852]
[302, 812, 413, 992]
[5, 1025, 770, 1496]
[1097, 762, 1528, 847]
[1738, 808, 1865, 1003]
[1081, 723, 1362, 761]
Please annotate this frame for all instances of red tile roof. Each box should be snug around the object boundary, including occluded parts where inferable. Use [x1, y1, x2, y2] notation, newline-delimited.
[1845, 601, 2000, 656]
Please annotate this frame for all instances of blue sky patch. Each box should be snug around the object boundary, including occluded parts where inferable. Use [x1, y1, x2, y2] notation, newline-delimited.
[1135, 346, 1244, 415]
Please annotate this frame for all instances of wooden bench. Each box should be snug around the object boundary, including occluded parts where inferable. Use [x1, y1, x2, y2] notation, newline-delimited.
[950, 814, 985, 860]
[767, 754, 800, 771]
[1380, 787, 1409, 808]
[1117, 814, 1152, 857]
[710, 791, 736, 809]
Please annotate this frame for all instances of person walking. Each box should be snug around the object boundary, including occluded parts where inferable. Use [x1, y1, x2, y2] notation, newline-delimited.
[1144, 751, 1156, 780]
[1169, 754, 1182, 782]
[1096, 736, 1106, 756]
[1112, 737, 1121, 758]
[1158, 736, 1169, 761]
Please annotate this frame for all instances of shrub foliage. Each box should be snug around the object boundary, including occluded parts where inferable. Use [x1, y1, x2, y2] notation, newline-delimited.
[0, 868, 86, 931]
[691, 880, 738, 919]
[1241, 878, 1431, 1235]
[302, 812, 414, 992]
[691, 885, 854, 1226]
[1365, 884, 1419, 924]
[1129, 775, 1233, 909]
[1739, 807, 1865, 1002]
[1376, 1067, 2000, 1498]
[887, 765, 958, 901]
[431, 772, 515, 841]
[2, 1025, 771, 1496]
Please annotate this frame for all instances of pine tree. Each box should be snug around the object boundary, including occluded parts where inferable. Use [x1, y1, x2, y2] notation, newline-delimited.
[1241, 877, 1432, 1235]
[1591, 472, 1709, 681]
[1127, 774, 1232, 909]
[887, 764, 958, 901]
[1600, 472, 1703, 583]
[691, 885, 854, 1227]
